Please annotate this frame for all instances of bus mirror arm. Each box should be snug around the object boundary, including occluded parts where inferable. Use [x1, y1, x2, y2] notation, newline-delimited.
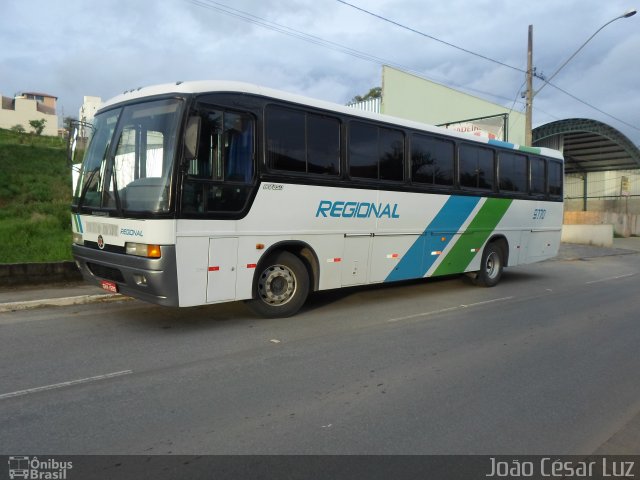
[183, 116, 201, 162]
[67, 120, 93, 167]
[67, 125, 79, 167]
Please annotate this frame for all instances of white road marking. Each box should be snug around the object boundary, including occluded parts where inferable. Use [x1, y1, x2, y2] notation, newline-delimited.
[0, 370, 133, 400]
[585, 273, 636, 285]
[388, 296, 515, 323]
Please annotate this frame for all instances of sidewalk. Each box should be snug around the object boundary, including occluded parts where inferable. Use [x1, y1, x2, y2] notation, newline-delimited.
[0, 282, 130, 313]
[557, 236, 640, 260]
[1, 238, 639, 313]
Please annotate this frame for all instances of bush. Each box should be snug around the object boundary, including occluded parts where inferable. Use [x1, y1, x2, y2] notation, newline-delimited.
[0, 127, 73, 263]
[29, 118, 47, 136]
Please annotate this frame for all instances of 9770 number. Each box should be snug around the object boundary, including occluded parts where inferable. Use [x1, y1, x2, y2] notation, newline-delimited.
[533, 208, 547, 220]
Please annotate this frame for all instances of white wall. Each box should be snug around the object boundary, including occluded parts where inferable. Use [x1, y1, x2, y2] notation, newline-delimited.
[0, 97, 58, 136]
[381, 66, 527, 145]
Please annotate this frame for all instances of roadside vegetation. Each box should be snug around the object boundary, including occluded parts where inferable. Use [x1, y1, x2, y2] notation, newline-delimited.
[0, 128, 73, 263]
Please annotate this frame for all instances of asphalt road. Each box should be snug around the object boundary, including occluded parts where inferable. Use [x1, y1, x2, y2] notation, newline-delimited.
[1, 250, 639, 456]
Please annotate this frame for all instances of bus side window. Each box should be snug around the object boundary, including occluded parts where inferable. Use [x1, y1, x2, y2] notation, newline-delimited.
[265, 105, 340, 176]
[349, 121, 404, 182]
[224, 112, 254, 182]
[459, 144, 495, 190]
[411, 133, 454, 187]
[182, 108, 255, 215]
[548, 160, 563, 198]
[498, 152, 527, 193]
[530, 157, 546, 195]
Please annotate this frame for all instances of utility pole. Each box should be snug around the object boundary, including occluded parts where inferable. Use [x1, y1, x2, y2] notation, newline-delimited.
[523, 9, 635, 147]
[524, 25, 533, 146]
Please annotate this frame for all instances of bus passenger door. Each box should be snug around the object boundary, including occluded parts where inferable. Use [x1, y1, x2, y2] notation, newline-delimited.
[207, 237, 239, 302]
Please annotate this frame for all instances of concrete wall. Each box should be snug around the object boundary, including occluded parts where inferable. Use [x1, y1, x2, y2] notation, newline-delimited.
[0, 262, 81, 286]
[561, 224, 613, 247]
[381, 66, 526, 145]
[565, 171, 640, 215]
[564, 211, 640, 237]
[0, 96, 58, 136]
[79, 95, 102, 124]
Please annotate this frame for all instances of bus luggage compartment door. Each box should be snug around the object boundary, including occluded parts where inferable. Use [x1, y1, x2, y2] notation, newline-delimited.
[207, 237, 239, 302]
[342, 235, 371, 286]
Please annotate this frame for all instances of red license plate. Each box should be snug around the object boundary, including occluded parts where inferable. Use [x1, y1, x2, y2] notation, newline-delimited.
[100, 280, 119, 293]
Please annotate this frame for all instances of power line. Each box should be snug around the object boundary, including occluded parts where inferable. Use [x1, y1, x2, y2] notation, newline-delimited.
[338, 0, 638, 135]
[188, 0, 521, 105]
[541, 79, 640, 132]
[190, 0, 637, 135]
[189, 0, 416, 73]
[335, 0, 527, 74]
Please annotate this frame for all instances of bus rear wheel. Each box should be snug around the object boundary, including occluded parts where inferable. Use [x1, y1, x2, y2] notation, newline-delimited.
[246, 251, 310, 318]
[472, 242, 504, 287]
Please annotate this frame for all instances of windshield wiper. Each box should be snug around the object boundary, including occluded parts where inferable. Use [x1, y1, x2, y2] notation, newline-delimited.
[110, 160, 123, 216]
[76, 167, 100, 210]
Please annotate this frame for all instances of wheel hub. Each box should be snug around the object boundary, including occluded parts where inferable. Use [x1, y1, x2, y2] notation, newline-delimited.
[485, 252, 499, 279]
[258, 265, 296, 305]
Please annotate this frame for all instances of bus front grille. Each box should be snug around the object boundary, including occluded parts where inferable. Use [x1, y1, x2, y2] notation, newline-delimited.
[87, 263, 125, 283]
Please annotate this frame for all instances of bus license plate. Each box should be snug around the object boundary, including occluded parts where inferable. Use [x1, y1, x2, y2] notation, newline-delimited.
[100, 280, 118, 293]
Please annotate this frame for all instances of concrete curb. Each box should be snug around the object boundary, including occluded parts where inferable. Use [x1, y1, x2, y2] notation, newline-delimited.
[0, 292, 132, 313]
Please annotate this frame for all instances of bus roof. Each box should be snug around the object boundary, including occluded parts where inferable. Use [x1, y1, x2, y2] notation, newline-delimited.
[101, 80, 563, 160]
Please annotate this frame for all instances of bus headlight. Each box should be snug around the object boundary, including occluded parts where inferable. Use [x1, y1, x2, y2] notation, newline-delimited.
[72, 232, 84, 245]
[125, 242, 162, 258]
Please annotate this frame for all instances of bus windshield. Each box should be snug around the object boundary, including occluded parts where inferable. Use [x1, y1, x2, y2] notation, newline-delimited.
[73, 98, 183, 215]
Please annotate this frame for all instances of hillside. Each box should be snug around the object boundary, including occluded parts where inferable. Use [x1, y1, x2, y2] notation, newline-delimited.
[0, 128, 73, 263]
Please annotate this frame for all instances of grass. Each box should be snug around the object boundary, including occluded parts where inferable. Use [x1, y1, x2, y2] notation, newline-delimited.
[0, 128, 73, 263]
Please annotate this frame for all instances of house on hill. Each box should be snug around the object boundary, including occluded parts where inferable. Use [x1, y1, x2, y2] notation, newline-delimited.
[0, 91, 58, 136]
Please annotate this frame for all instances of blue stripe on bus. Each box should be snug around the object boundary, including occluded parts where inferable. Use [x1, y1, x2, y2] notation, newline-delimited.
[488, 139, 515, 149]
[74, 214, 84, 233]
[385, 195, 481, 282]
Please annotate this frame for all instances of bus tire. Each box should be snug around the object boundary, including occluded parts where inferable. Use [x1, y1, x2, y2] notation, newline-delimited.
[472, 242, 504, 287]
[246, 251, 310, 318]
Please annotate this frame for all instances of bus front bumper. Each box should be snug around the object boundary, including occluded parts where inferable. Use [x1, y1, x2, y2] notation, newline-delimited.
[72, 244, 179, 307]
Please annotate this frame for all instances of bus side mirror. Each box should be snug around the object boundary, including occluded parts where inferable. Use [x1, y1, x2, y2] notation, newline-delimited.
[67, 120, 93, 167]
[67, 123, 80, 167]
[184, 116, 201, 161]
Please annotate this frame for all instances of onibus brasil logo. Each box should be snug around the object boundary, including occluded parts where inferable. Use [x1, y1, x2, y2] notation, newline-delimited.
[8, 456, 72, 479]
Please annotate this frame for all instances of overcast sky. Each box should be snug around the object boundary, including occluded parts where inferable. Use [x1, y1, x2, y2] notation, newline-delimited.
[1, 0, 638, 144]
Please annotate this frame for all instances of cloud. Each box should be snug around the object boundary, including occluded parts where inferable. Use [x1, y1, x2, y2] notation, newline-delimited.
[1, 0, 637, 143]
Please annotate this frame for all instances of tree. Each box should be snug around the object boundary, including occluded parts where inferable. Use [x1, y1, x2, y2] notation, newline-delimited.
[63, 116, 77, 131]
[349, 86, 382, 104]
[10, 124, 25, 134]
[29, 118, 46, 136]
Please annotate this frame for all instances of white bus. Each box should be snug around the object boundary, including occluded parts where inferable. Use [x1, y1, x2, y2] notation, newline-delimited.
[70, 81, 563, 317]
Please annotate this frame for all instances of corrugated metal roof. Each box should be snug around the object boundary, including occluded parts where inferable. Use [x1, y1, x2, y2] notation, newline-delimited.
[533, 118, 640, 173]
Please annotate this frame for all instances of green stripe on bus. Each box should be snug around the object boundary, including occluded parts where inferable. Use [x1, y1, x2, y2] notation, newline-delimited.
[518, 145, 541, 155]
[432, 198, 512, 276]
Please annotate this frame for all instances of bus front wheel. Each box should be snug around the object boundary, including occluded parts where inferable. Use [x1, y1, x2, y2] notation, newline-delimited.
[472, 242, 504, 287]
[246, 251, 310, 318]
